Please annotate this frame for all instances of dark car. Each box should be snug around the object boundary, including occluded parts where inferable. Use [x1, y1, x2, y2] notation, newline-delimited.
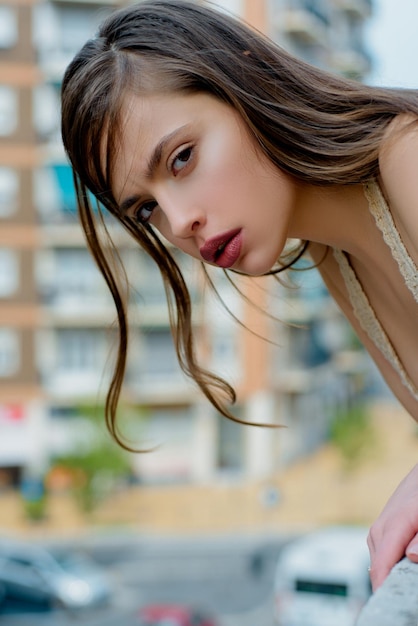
[138, 604, 218, 626]
[0, 539, 112, 612]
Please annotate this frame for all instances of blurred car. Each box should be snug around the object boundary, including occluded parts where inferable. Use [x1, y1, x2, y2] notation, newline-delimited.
[0, 539, 112, 612]
[273, 526, 371, 626]
[137, 604, 218, 626]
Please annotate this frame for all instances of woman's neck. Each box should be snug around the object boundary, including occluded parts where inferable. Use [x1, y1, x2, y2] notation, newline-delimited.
[289, 181, 373, 259]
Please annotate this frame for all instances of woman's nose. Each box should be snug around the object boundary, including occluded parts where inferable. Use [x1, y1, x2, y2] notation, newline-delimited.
[164, 201, 203, 239]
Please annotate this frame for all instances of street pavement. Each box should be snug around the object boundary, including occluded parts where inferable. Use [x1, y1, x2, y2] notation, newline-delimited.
[0, 532, 293, 626]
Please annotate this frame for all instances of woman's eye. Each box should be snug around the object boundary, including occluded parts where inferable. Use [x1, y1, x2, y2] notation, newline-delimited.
[134, 201, 157, 224]
[171, 146, 192, 176]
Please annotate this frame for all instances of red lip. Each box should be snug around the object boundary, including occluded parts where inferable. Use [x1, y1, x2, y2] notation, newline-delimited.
[200, 228, 242, 269]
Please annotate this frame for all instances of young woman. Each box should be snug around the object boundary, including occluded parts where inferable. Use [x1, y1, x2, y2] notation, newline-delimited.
[60, 0, 418, 592]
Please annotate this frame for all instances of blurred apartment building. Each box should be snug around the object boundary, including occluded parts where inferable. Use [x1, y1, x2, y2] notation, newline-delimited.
[0, 0, 373, 488]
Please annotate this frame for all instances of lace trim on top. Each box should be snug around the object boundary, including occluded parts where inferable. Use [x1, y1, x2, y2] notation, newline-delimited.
[364, 179, 418, 303]
[333, 179, 418, 401]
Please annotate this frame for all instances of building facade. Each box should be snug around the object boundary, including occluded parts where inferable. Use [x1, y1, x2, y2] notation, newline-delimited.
[0, 0, 373, 488]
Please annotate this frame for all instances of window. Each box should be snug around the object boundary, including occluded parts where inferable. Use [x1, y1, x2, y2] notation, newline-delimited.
[33, 165, 76, 221]
[54, 248, 100, 299]
[136, 253, 166, 306]
[0, 328, 20, 377]
[34, 3, 112, 69]
[33, 84, 60, 139]
[57, 329, 106, 372]
[295, 579, 348, 597]
[0, 87, 18, 136]
[217, 410, 244, 471]
[0, 168, 19, 217]
[144, 407, 192, 444]
[140, 329, 179, 380]
[0, 249, 19, 297]
[55, 5, 103, 55]
[301, 0, 330, 25]
[0, 6, 17, 49]
[211, 331, 240, 378]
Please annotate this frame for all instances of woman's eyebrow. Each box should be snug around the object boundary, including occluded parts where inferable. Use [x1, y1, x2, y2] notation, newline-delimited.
[119, 124, 191, 216]
[119, 194, 141, 216]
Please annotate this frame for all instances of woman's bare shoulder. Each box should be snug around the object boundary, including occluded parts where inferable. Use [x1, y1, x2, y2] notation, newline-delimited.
[379, 113, 418, 191]
[378, 113, 418, 258]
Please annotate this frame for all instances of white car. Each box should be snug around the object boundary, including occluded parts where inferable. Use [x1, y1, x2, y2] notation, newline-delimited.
[274, 526, 371, 626]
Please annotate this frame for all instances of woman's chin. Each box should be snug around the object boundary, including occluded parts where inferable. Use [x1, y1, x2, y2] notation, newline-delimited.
[234, 256, 279, 277]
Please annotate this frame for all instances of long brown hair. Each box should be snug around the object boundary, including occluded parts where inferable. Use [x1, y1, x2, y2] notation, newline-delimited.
[61, 0, 418, 446]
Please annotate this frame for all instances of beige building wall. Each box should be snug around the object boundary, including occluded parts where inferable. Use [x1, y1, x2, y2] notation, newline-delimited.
[0, 1, 43, 400]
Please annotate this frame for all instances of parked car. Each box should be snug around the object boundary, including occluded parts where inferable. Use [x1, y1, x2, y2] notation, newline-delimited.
[138, 604, 218, 626]
[0, 539, 112, 612]
[273, 526, 372, 626]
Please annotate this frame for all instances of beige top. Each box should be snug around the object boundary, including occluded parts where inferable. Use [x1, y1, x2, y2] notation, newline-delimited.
[333, 179, 418, 401]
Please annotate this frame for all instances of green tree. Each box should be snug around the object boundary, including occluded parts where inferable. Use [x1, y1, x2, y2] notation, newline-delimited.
[51, 405, 138, 513]
[329, 404, 376, 472]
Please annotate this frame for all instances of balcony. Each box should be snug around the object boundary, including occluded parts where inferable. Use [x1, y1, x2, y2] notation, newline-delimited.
[331, 49, 371, 78]
[337, 0, 373, 19]
[41, 294, 115, 325]
[43, 370, 106, 399]
[126, 376, 197, 406]
[279, 8, 328, 45]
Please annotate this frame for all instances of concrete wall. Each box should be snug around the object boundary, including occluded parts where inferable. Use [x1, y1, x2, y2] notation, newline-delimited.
[357, 558, 418, 625]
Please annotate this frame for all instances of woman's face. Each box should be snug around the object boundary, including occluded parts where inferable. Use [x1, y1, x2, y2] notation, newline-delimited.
[112, 91, 299, 276]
